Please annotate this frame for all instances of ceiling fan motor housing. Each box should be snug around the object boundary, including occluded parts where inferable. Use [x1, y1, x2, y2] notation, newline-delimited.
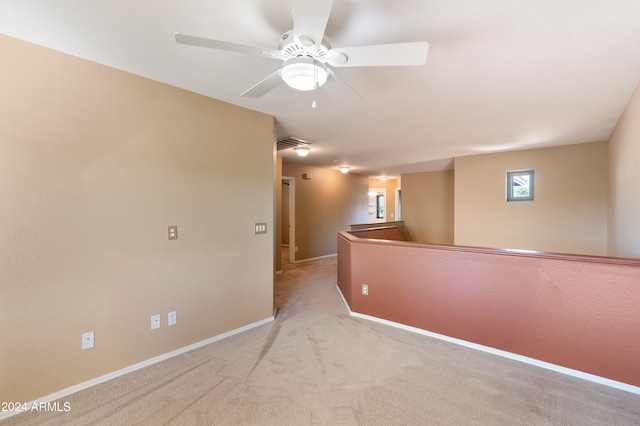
[279, 30, 329, 60]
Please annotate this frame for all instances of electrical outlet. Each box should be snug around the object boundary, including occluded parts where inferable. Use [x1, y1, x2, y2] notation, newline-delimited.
[168, 226, 178, 240]
[168, 311, 177, 326]
[362, 284, 369, 296]
[151, 314, 161, 330]
[82, 331, 94, 350]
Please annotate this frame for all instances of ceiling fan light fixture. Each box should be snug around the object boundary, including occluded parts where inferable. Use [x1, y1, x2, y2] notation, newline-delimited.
[294, 145, 310, 156]
[281, 57, 328, 91]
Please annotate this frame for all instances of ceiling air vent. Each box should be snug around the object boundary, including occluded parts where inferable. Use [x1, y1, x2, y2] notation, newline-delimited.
[277, 137, 312, 151]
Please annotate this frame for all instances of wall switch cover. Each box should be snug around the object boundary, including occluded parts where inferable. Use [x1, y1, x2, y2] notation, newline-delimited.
[168, 311, 177, 326]
[255, 223, 267, 234]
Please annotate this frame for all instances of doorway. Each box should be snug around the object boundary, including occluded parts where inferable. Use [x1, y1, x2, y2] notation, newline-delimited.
[395, 188, 402, 221]
[282, 176, 295, 263]
[368, 188, 386, 223]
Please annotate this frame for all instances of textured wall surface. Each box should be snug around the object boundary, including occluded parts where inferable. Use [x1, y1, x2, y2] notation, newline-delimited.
[454, 142, 608, 255]
[400, 170, 454, 245]
[338, 232, 640, 387]
[0, 34, 275, 403]
[282, 162, 368, 261]
[608, 82, 640, 258]
[348, 227, 407, 241]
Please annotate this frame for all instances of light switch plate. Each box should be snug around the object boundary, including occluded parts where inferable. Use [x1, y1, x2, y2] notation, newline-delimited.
[168, 311, 177, 326]
[255, 223, 267, 234]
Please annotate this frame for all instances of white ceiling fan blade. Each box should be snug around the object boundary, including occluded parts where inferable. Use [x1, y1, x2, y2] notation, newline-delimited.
[292, 0, 334, 47]
[327, 42, 429, 67]
[174, 33, 281, 59]
[240, 69, 283, 98]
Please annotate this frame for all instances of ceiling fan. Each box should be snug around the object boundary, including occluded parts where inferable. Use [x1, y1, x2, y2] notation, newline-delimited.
[175, 0, 429, 99]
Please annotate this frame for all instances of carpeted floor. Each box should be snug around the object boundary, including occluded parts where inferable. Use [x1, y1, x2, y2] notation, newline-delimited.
[6, 255, 640, 425]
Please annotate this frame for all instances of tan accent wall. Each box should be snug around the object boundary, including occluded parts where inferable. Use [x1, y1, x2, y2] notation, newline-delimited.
[400, 170, 454, 244]
[454, 142, 608, 255]
[349, 221, 406, 237]
[608, 83, 640, 258]
[0, 35, 275, 403]
[347, 227, 407, 242]
[338, 231, 640, 387]
[281, 162, 368, 260]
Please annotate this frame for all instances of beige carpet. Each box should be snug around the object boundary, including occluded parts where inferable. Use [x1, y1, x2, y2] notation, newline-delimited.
[6, 256, 640, 425]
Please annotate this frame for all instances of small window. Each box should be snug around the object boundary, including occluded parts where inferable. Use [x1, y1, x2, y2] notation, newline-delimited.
[376, 194, 385, 219]
[507, 170, 534, 201]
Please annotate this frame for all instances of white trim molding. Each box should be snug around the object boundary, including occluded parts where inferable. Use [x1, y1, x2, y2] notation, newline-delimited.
[335, 285, 640, 396]
[292, 253, 337, 264]
[0, 316, 275, 421]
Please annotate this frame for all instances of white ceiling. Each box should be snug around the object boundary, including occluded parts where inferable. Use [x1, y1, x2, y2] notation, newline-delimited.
[2, 0, 640, 177]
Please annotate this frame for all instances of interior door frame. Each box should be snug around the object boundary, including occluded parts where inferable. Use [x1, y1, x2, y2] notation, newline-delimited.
[282, 176, 295, 263]
[395, 187, 402, 221]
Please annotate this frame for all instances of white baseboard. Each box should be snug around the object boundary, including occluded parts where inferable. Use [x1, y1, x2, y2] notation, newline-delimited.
[335, 284, 351, 313]
[292, 253, 337, 264]
[0, 316, 275, 421]
[335, 285, 640, 396]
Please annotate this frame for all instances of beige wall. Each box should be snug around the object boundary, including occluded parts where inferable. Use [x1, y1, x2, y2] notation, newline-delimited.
[400, 170, 455, 245]
[0, 35, 275, 403]
[608, 83, 640, 258]
[281, 162, 368, 260]
[455, 142, 608, 255]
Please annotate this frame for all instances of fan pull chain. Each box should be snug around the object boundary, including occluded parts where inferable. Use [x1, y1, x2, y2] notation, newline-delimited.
[312, 58, 318, 109]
